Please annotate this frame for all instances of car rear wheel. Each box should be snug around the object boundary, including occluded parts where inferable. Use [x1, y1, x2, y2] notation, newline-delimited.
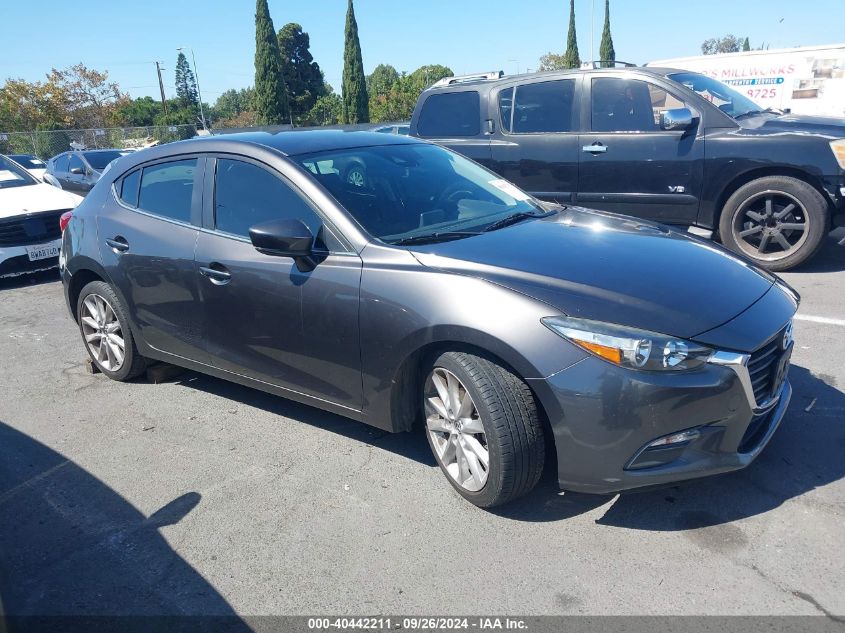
[77, 281, 146, 381]
[423, 352, 544, 508]
[719, 176, 828, 271]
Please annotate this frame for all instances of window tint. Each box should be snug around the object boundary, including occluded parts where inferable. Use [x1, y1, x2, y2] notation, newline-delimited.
[120, 169, 141, 207]
[417, 91, 480, 137]
[54, 155, 69, 172]
[215, 159, 331, 246]
[591, 77, 685, 132]
[499, 87, 514, 132]
[137, 159, 197, 223]
[513, 80, 576, 133]
[68, 154, 84, 172]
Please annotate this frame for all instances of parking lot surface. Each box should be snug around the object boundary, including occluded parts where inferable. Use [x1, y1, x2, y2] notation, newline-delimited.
[1, 231, 843, 619]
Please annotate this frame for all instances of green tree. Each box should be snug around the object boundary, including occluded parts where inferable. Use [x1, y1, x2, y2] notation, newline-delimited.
[174, 52, 199, 108]
[701, 34, 743, 55]
[211, 87, 255, 121]
[278, 23, 327, 123]
[367, 64, 399, 100]
[342, 0, 369, 123]
[562, 0, 580, 69]
[367, 64, 452, 122]
[117, 96, 162, 127]
[742, 37, 751, 51]
[308, 93, 343, 125]
[599, 0, 615, 67]
[538, 53, 567, 71]
[254, 0, 291, 125]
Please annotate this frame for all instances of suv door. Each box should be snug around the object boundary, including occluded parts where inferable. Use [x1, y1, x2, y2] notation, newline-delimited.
[195, 156, 363, 411]
[413, 89, 492, 168]
[577, 74, 704, 224]
[97, 157, 207, 363]
[489, 76, 581, 204]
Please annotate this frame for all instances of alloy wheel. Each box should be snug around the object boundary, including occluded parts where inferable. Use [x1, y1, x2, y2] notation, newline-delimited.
[346, 166, 366, 187]
[733, 190, 809, 261]
[424, 367, 489, 492]
[80, 294, 126, 372]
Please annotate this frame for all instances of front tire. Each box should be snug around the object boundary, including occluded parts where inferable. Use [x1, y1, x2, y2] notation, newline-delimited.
[423, 352, 544, 508]
[719, 176, 828, 271]
[77, 281, 146, 381]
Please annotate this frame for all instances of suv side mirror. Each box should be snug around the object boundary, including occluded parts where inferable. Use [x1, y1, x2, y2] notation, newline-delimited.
[660, 108, 695, 131]
[249, 218, 317, 270]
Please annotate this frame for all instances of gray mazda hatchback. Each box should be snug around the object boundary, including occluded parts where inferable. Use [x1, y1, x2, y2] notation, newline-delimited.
[60, 131, 798, 507]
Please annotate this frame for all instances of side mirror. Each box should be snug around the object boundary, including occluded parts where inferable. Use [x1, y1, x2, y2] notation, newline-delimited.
[249, 218, 317, 270]
[69, 166, 84, 175]
[660, 108, 696, 131]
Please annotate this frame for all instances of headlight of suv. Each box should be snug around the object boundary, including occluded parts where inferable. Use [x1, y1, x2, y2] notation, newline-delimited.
[831, 139, 845, 170]
[542, 316, 713, 371]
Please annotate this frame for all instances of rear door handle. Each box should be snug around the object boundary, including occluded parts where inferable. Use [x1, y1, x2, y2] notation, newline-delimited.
[582, 143, 607, 154]
[105, 236, 129, 253]
[199, 264, 232, 285]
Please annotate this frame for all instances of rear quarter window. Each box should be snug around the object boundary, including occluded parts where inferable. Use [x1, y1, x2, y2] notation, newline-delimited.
[417, 91, 481, 137]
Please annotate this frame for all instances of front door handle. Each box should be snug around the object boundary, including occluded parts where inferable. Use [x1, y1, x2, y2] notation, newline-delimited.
[105, 236, 129, 253]
[582, 142, 607, 154]
[199, 264, 232, 285]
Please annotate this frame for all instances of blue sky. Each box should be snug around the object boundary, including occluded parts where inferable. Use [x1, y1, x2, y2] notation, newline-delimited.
[2, 0, 842, 104]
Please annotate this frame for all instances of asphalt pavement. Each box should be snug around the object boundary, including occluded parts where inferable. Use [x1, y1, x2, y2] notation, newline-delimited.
[0, 230, 843, 620]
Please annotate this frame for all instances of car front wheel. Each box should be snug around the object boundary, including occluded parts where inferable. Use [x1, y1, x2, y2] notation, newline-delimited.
[423, 351, 545, 508]
[719, 175, 828, 271]
[77, 280, 146, 381]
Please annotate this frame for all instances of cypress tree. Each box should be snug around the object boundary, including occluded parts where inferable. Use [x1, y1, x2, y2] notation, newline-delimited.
[742, 37, 751, 51]
[562, 0, 580, 69]
[175, 52, 198, 107]
[254, 0, 290, 125]
[599, 0, 615, 67]
[342, 0, 369, 123]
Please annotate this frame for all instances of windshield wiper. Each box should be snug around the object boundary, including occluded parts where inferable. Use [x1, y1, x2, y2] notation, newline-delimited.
[734, 108, 779, 120]
[483, 210, 554, 233]
[389, 231, 481, 246]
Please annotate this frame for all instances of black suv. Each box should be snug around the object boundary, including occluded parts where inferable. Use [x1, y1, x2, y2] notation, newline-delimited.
[410, 67, 845, 271]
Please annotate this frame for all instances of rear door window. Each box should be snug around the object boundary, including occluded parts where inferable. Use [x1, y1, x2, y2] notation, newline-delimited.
[137, 159, 197, 223]
[417, 91, 480, 137]
[511, 80, 576, 133]
[119, 169, 141, 207]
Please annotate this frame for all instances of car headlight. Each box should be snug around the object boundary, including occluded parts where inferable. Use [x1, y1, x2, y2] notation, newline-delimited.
[831, 139, 845, 170]
[541, 316, 713, 371]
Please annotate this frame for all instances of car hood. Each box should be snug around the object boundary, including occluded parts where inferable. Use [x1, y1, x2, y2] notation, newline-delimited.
[409, 207, 777, 342]
[0, 183, 82, 219]
[746, 113, 845, 137]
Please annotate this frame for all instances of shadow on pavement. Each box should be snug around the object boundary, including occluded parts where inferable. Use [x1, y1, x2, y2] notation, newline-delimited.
[0, 422, 250, 631]
[792, 229, 845, 273]
[176, 372, 437, 467]
[494, 364, 845, 526]
[0, 269, 60, 292]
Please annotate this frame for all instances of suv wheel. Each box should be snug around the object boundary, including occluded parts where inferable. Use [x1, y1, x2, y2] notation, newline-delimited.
[719, 176, 828, 271]
[423, 352, 544, 508]
[77, 281, 146, 381]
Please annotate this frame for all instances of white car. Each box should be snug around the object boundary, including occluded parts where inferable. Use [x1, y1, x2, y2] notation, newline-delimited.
[8, 154, 47, 180]
[0, 154, 83, 278]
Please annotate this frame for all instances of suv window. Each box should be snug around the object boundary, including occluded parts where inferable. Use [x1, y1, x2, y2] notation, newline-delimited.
[591, 77, 685, 132]
[509, 80, 576, 133]
[68, 154, 85, 173]
[417, 91, 480, 137]
[119, 169, 141, 207]
[137, 159, 197, 223]
[214, 158, 340, 249]
[53, 154, 69, 172]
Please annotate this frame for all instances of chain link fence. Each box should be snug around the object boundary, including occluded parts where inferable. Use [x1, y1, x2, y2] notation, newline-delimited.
[0, 124, 198, 160]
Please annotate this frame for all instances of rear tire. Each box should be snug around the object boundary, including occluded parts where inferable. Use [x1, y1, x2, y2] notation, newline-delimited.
[77, 281, 146, 381]
[719, 175, 828, 272]
[423, 351, 544, 508]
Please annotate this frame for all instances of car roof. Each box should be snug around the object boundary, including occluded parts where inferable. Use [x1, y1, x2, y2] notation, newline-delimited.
[201, 129, 425, 156]
[424, 66, 681, 91]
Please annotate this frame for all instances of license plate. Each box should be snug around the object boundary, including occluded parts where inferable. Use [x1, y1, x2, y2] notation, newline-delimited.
[25, 243, 60, 261]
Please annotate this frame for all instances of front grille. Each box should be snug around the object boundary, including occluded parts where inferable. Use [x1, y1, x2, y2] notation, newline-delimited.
[747, 331, 784, 405]
[0, 210, 67, 247]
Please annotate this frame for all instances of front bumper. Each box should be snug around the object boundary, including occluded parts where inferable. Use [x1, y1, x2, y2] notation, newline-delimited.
[0, 243, 61, 279]
[529, 354, 792, 495]
[822, 174, 845, 227]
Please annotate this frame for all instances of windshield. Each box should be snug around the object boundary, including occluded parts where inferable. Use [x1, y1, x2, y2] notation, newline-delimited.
[669, 72, 764, 119]
[83, 150, 124, 171]
[0, 155, 37, 189]
[9, 155, 45, 169]
[296, 143, 542, 243]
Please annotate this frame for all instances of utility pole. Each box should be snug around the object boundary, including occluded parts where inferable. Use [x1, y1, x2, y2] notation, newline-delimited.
[155, 61, 168, 115]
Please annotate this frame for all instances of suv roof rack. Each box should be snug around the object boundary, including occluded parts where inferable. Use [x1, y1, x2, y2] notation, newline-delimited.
[431, 70, 504, 88]
[580, 60, 638, 69]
